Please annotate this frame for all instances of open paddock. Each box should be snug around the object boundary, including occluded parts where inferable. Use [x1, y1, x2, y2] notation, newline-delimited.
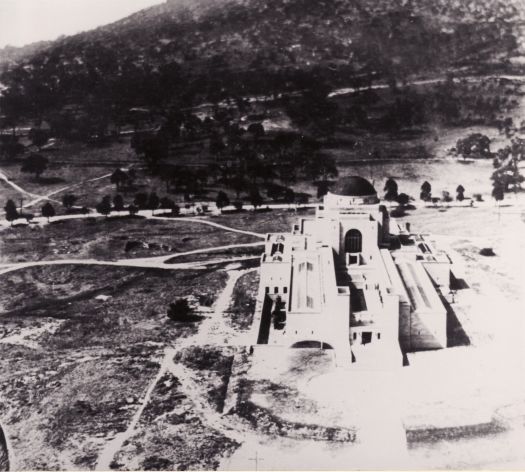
[0, 264, 228, 470]
[0, 216, 261, 263]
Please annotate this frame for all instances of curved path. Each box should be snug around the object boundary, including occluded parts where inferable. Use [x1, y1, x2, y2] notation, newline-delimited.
[329, 74, 525, 98]
[0, 170, 39, 200]
[0, 169, 114, 217]
[151, 215, 265, 238]
[0, 209, 267, 241]
[95, 268, 258, 469]
[95, 347, 176, 471]
[0, 254, 260, 277]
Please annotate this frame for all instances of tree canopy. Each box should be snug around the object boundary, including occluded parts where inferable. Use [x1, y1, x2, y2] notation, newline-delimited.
[21, 154, 49, 179]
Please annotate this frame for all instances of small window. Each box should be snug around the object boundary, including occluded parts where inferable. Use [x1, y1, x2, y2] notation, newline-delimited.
[274, 287, 279, 294]
[283, 287, 288, 294]
[377, 333, 381, 340]
[353, 332, 357, 340]
[306, 296, 314, 308]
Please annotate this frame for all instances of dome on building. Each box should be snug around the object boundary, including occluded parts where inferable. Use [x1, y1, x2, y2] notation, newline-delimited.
[330, 176, 376, 196]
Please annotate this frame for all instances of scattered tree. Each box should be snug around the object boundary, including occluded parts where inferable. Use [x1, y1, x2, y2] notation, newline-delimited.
[420, 181, 432, 201]
[28, 128, 49, 149]
[456, 185, 465, 201]
[128, 204, 139, 216]
[110, 168, 128, 190]
[442, 190, 453, 202]
[21, 154, 49, 180]
[384, 178, 398, 201]
[127, 168, 137, 186]
[4, 199, 18, 225]
[167, 298, 193, 322]
[41, 202, 55, 222]
[315, 180, 331, 199]
[28, 128, 50, 150]
[96, 196, 112, 217]
[159, 197, 175, 211]
[148, 192, 160, 215]
[62, 193, 77, 210]
[492, 182, 504, 205]
[396, 193, 410, 206]
[249, 188, 263, 209]
[247, 122, 265, 138]
[113, 194, 125, 212]
[455, 133, 491, 159]
[134, 192, 148, 209]
[284, 188, 295, 204]
[215, 191, 230, 212]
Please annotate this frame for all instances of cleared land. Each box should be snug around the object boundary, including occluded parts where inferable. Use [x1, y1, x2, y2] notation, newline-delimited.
[211, 208, 315, 234]
[0, 265, 228, 470]
[0, 216, 260, 263]
[0, 150, 524, 469]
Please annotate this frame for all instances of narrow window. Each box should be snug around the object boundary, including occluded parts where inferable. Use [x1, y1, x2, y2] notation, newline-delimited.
[283, 287, 288, 294]
[377, 333, 381, 340]
[274, 287, 279, 294]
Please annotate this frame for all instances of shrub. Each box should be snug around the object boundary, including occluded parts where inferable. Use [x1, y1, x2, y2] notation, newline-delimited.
[479, 248, 496, 257]
[167, 299, 193, 322]
[473, 193, 483, 202]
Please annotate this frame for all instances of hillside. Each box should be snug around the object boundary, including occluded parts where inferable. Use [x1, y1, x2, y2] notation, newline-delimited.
[0, 40, 54, 68]
[0, 0, 524, 123]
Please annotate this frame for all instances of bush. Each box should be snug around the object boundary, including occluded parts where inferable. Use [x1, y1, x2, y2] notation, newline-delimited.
[473, 193, 484, 202]
[479, 248, 496, 257]
[141, 457, 173, 470]
[167, 298, 199, 322]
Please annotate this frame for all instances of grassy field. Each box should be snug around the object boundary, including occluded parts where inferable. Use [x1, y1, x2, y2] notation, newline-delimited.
[228, 270, 260, 331]
[210, 208, 315, 234]
[0, 216, 260, 263]
[0, 140, 138, 208]
[0, 264, 228, 470]
[113, 367, 239, 471]
[167, 244, 263, 264]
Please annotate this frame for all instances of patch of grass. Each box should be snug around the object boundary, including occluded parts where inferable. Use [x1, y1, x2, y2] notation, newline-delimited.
[406, 420, 506, 447]
[114, 360, 240, 471]
[176, 346, 235, 412]
[0, 217, 260, 263]
[228, 270, 260, 331]
[234, 378, 355, 442]
[210, 208, 315, 234]
[166, 244, 263, 264]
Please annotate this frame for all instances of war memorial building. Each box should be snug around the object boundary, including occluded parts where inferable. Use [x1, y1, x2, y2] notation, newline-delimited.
[255, 176, 452, 367]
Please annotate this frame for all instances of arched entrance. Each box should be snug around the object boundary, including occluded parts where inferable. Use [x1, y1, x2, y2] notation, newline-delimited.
[345, 229, 362, 253]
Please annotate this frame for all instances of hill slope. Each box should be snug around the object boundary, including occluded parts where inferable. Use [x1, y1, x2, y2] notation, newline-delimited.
[0, 0, 524, 120]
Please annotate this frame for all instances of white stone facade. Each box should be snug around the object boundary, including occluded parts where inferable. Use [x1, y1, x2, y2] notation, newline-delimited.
[256, 178, 451, 367]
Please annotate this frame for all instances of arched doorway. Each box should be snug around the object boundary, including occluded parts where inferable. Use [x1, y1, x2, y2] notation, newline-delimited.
[345, 229, 362, 253]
